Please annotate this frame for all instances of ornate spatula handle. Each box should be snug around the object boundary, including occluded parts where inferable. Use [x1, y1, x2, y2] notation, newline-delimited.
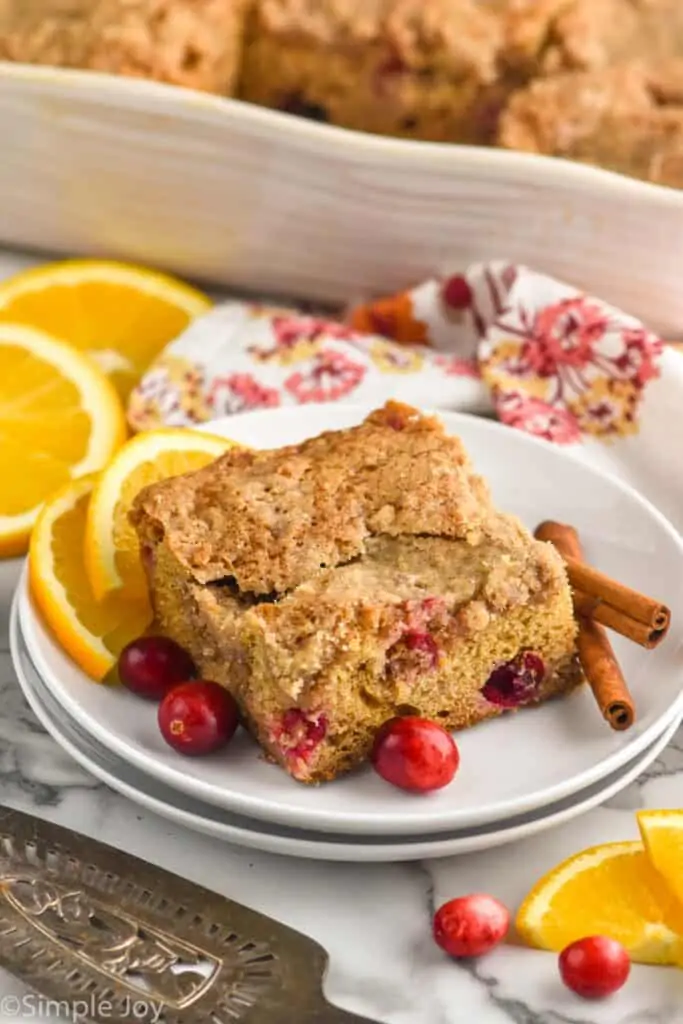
[0, 807, 383, 1024]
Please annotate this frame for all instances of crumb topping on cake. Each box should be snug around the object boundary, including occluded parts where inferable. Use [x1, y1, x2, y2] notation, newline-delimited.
[0, 0, 250, 92]
[498, 59, 683, 187]
[498, 0, 683, 78]
[250, 0, 501, 77]
[131, 402, 496, 595]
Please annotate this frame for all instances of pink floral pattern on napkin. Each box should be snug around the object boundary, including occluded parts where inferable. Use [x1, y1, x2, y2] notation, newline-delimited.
[351, 262, 664, 442]
[127, 262, 664, 445]
[478, 293, 662, 439]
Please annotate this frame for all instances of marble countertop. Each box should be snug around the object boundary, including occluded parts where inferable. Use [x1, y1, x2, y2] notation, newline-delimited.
[1, 255, 682, 1024]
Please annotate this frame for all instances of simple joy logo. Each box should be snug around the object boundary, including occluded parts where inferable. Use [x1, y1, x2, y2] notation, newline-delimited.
[0, 993, 163, 1021]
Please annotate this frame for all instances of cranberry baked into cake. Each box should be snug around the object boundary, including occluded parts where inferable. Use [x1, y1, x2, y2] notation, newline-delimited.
[132, 403, 581, 783]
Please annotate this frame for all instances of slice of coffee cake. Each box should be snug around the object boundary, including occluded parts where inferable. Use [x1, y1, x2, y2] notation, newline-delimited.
[132, 402, 580, 783]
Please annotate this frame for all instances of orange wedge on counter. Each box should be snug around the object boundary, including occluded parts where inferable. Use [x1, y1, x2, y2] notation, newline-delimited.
[516, 839, 683, 966]
[0, 260, 212, 401]
[84, 428, 236, 600]
[0, 324, 126, 557]
[638, 809, 683, 908]
[29, 476, 152, 680]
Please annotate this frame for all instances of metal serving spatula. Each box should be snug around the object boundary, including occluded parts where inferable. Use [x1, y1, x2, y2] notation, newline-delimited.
[0, 807, 380, 1023]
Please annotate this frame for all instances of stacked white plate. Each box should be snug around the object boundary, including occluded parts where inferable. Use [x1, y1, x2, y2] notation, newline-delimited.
[10, 406, 683, 862]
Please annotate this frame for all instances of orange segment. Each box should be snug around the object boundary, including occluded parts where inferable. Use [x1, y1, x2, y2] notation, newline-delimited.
[29, 476, 152, 680]
[84, 428, 236, 600]
[0, 260, 212, 400]
[0, 324, 126, 557]
[516, 841, 683, 965]
[638, 809, 683, 907]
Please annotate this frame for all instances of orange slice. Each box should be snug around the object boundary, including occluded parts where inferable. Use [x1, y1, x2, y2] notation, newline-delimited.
[515, 841, 683, 965]
[638, 809, 683, 907]
[0, 324, 126, 557]
[29, 476, 152, 680]
[84, 428, 236, 600]
[0, 260, 212, 400]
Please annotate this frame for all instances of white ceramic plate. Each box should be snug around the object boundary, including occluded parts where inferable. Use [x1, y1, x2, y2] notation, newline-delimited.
[2, 64, 683, 337]
[21, 404, 683, 836]
[11, 596, 680, 863]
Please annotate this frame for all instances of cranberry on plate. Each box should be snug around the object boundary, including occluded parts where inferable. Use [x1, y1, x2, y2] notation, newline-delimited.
[118, 636, 196, 701]
[158, 681, 240, 756]
[559, 936, 631, 999]
[371, 716, 459, 792]
[433, 894, 510, 958]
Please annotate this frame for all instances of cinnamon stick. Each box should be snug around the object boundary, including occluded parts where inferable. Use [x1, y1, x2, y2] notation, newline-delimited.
[562, 557, 670, 635]
[572, 590, 667, 650]
[536, 521, 670, 650]
[535, 521, 635, 731]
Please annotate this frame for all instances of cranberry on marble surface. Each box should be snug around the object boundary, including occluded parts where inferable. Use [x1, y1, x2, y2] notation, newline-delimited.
[482, 651, 546, 708]
[433, 894, 510, 958]
[559, 937, 631, 1000]
[158, 681, 239, 756]
[371, 716, 459, 792]
[118, 636, 196, 701]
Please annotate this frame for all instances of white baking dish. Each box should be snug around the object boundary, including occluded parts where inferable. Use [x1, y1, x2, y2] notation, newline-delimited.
[1, 62, 683, 336]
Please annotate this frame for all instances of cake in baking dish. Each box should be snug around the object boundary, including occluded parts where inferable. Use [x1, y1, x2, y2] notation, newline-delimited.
[131, 402, 581, 784]
[4, 0, 683, 187]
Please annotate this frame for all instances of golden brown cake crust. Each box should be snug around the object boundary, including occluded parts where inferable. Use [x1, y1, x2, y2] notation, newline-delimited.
[131, 402, 495, 596]
[238, 0, 504, 144]
[0, 0, 250, 93]
[499, 0, 683, 77]
[498, 61, 683, 189]
[250, 0, 501, 74]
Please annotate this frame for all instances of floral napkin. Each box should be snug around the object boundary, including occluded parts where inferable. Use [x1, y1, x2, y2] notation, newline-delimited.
[127, 259, 682, 529]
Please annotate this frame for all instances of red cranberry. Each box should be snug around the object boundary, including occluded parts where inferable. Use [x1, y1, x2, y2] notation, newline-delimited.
[559, 937, 631, 1000]
[371, 716, 459, 792]
[158, 681, 239, 756]
[118, 637, 196, 701]
[482, 651, 545, 708]
[404, 631, 440, 670]
[276, 709, 328, 764]
[433, 894, 510, 958]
